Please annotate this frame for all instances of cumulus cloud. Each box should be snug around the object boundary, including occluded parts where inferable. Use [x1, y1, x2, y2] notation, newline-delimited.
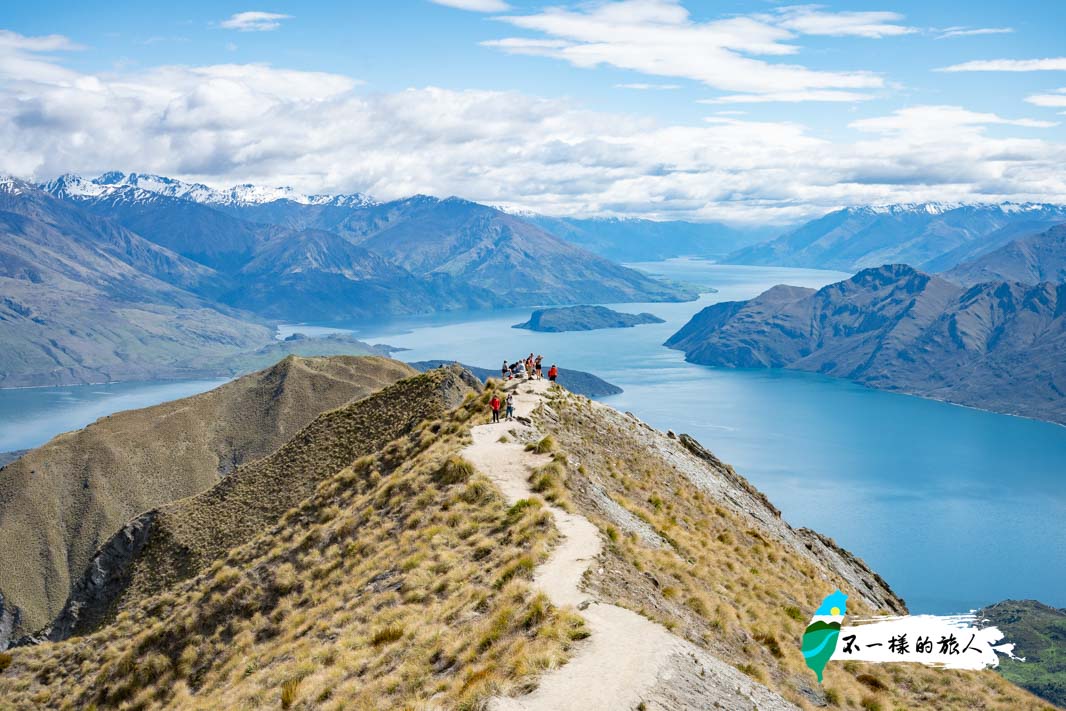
[218, 11, 293, 32]
[1, 30, 1064, 224]
[935, 27, 1014, 40]
[429, 0, 510, 10]
[939, 57, 1066, 72]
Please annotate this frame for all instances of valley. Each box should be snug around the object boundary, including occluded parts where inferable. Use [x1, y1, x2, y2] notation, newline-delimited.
[5, 262, 1063, 622]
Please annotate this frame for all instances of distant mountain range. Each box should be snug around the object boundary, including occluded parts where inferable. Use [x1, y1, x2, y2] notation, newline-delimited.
[0, 172, 696, 386]
[666, 264, 1066, 425]
[725, 202, 1066, 273]
[946, 223, 1066, 286]
[0, 178, 273, 387]
[528, 215, 775, 262]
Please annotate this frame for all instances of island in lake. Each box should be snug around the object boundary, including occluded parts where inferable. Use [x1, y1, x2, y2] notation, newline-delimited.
[513, 305, 665, 333]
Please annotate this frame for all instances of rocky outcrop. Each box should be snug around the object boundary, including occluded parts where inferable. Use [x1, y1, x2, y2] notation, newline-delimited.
[15, 513, 158, 646]
[666, 264, 1066, 425]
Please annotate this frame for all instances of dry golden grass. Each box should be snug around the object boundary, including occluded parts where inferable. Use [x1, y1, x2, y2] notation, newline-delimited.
[0, 386, 585, 710]
[539, 391, 1054, 711]
[0, 355, 415, 638]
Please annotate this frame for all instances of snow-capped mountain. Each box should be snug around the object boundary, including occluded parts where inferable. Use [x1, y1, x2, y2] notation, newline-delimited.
[725, 201, 1066, 272]
[43, 172, 376, 209]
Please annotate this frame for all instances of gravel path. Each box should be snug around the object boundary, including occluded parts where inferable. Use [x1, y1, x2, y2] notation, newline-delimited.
[462, 379, 797, 711]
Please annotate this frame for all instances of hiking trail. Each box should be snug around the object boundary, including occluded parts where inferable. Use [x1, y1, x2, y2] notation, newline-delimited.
[462, 378, 795, 711]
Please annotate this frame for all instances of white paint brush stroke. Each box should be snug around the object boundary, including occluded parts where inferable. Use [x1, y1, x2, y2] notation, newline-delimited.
[831, 613, 1022, 669]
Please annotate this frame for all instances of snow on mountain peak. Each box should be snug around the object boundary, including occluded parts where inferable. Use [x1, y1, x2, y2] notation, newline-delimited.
[43, 172, 377, 208]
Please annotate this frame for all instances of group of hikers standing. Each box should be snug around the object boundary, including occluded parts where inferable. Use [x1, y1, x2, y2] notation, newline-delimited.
[490, 353, 559, 423]
[501, 353, 556, 383]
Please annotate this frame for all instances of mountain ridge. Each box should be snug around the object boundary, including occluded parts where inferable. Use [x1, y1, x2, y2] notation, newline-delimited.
[665, 264, 1066, 425]
[0, 355, 416, 645]
[725, 202, 1066, 273]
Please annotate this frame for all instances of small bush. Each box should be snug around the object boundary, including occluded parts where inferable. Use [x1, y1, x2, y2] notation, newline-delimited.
[754, 631, 783, 658]
[783, 605, 803, 621]
[860, 696, 883, 711]
[524, 436, 555, 454]
[370, 625, 405, 646]
[857, 673, 887, 691]
[281, 678, 301, 709]
[0, 652, 11, 673]
[435, 456, 475, 485]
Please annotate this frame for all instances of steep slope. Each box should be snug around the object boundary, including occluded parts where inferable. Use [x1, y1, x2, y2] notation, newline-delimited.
[529, 215, 774, 261]
[0, 377, 1047, 710]
[726, 203, 1066, 272]
[0, 356, 415, 644]
[666, 265, 1066, 424]
[356, 197, 695, 305]
[0, 377, 584, 709]
[947, 224, 1066, 286]
[33, 366, 481, 643]
[0, 180, 273, 387]
[222, 228, 503, 320]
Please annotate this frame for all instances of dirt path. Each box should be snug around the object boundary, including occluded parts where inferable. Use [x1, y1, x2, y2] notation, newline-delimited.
[462, 379, 795, 711]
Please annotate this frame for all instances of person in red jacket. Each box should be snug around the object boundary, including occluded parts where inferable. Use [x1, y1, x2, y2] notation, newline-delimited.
[548, 364, 558, 383]
[490, 394, 501, 423]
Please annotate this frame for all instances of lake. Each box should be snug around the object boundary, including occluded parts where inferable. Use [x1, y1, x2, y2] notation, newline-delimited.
[2, 261, 1063, 614]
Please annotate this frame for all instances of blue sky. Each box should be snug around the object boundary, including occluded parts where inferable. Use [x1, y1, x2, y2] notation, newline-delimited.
[2, 1, 1065, 223]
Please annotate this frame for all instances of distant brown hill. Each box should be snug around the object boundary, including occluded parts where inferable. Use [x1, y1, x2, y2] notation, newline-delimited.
[0, 355, 415, 645]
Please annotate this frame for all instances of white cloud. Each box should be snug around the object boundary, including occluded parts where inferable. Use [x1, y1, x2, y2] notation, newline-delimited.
[939, 57, 1066, 72]
[615, 82, 681, 90]
[1, 30, 1064, 224]
[850, 105, 1058, 134]
[700, 90, 874, 104]
[483, 0, 888, 102]
[218, 11, 293, 32]
[935, 27, 1014, 40]
[773, 6, 915, 38]
[1026, 88, 1066, 108]
[429, 0, 510, 11]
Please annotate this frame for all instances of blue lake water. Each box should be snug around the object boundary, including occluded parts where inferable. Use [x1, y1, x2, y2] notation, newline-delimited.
[2, 261, 1063, 614]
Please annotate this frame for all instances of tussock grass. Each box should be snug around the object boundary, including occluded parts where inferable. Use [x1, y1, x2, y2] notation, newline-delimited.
[538, 390, 1051, 711]
[524, 436, 555, 454]
[0, 383, 584, 710]
[0, 355, 417, 637]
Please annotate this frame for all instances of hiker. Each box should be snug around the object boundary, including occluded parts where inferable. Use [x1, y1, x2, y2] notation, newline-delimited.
[548, 363, 558, 383]
[490, 394, 501, 423]
[534, 355, 543, 379]
[501, 360, 510, 381]
[505, 392, 515, 420]
[516, 360, 526, 378]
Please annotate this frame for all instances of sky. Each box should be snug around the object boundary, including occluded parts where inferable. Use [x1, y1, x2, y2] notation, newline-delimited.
[2, 0, 1066, 224]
